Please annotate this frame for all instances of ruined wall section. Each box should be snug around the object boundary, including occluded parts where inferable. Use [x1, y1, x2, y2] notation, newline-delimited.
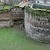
[24, 10, 50, 43]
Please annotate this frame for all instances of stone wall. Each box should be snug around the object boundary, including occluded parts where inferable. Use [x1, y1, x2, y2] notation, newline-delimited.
[24, 10, 50, 43]
[0, 13, 13, 28]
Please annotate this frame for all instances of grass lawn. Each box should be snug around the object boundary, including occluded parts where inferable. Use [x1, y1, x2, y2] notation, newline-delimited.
[0, 27, 50, 50]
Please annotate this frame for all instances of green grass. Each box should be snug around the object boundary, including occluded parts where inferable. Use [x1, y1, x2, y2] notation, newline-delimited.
[0, 27, 50, 50]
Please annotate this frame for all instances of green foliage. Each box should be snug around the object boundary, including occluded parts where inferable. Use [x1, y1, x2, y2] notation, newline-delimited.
[3, 6, 11, 10]
[0, 5, 12, 14]
[0, 2, 19, 14]
[25, 6, 50, 18]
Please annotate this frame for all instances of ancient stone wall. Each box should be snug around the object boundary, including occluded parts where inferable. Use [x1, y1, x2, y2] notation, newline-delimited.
[24, 10, 50, 43]
[0, 13, 13, 28]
